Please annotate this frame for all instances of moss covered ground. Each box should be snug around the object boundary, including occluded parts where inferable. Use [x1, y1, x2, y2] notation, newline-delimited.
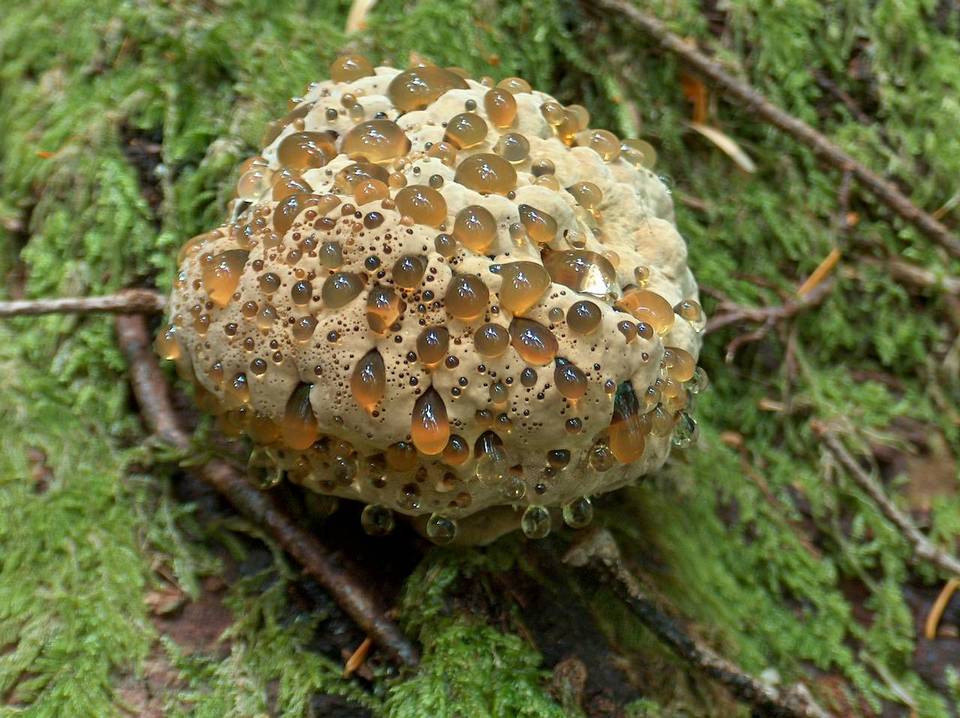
[1, 1, 959, 715]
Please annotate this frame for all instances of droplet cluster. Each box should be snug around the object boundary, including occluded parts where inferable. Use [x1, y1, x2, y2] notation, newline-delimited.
[161, 56, 705, 543]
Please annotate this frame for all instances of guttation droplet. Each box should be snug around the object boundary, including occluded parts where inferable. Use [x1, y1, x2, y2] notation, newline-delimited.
[411, 387, 450, 455]
[426, 513, 458, 544]
[562, 496, 594, 529]
[387, 66, 469, 112]
[521, 505, 552, 539]
[361, 504, 395, 536]
[509, 317, 559, 366]
[340, 120, 411, 162]
[498, 261, 551, 316]
[202, 249, 248, 307]
[351, 349, 386, 412]
[282, 382, 318, 450]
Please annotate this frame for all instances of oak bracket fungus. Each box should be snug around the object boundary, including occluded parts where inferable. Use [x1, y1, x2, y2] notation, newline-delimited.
[159, 55, 707, 544]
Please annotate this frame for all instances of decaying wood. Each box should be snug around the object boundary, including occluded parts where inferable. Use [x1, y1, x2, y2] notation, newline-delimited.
[564, 529, 834, 718]
[0, 289, 166, 318]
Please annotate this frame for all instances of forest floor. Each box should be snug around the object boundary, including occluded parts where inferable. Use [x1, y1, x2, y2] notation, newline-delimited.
[2, 1, 960, 716]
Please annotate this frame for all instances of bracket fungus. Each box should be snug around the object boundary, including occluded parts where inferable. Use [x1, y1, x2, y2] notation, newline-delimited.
[159, 56, 707, 544]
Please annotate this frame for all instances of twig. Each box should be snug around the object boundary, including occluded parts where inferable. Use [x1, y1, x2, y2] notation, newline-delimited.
[704, 279, 834, 362]
[0, 289, 166, 318]
[925, 578, 960, 640]
[814, 424, 960, 578]
[564, 529, 833, 718]
[589, 0, 960, 258]
[863, 256, 960, 295]
[114, 313, 420, 668]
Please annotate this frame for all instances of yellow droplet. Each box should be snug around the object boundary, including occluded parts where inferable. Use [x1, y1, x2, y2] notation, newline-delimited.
[353, 178, 390, 205]
[351, 349, 386, 412]
[322, 272, 365, 308]
[497, 77, 531, 94]
[663, 346, 696, 382]
[509, 318, 558, 366]
[518, 204, 557, 244]
[391, 254, 427, 289]
[484, 88, 518, 128]
[202, 249, 249, 307]
[411, 388, 450, 455]
[576, 129, 621, 162]
[542, 250, 618, 298]
[417, 326, 449, 367]
[366, 285, 401, 333]
[444, 275, 490, 320]
[341, 120, 411, 163]
[442, 435, 470, 465]
[277, 131, 336, 171]
[330, 54, 375, 82]
[282, 383, 318, 450]
[566, 300, 602, 334]
[387, 67, 469, 112]
[394, 185, 447, 227]
[498, 261, 551, 315]
[454, 153, 517, 195]
[444, 112, 488, 149]
[335, 162, 391, 193]
[618, 289, 675, 335]
[609, 383, 645, 463]
[620, 138, 657, 169]
[568, 181, 603, 210]
[554, 360, 587, 400]
[473, 323, 510, 357]
[453, 205, 497, 253]
[494, 132, 529, 163]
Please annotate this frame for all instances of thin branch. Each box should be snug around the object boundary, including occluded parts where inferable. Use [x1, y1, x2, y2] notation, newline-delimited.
[814, 424, 960, 578]
[564, 529, 833, 718]
[589, 0, 960, 258]
[114, 314, 420, 668]
[0, 289, 166, 318]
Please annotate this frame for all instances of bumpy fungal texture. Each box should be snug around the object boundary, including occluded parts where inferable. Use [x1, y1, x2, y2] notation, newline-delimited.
[162, 57, 706, 542]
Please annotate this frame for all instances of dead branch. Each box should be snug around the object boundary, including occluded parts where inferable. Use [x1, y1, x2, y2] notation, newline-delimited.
[0, 289, 166, 318]
[564, 529, 833, 718]
[814, 424, 960, 578]
[589, 0, 960, 258]
[114, 313, 420, 668]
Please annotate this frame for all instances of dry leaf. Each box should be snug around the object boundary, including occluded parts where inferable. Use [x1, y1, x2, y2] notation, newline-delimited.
[688, 122, 757, 173]
[680, 73, 708, 124]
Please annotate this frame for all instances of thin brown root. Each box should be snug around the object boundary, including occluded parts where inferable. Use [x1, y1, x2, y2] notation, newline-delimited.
[0, 289, 166, 318]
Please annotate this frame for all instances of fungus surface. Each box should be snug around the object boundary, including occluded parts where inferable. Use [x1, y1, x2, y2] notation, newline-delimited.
[161, 56, 706, 543]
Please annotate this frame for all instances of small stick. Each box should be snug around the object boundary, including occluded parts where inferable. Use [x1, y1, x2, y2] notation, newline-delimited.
[0, 289, 166, 318]
[796, 248, 842, 298]
[114, 314, 419, 668]
[814, 424, 960, 578]
[705, 279, 834, 336]
[590, 0, 960, 258]
[924, 578, 960, 640]
[565, 529, 833, 718]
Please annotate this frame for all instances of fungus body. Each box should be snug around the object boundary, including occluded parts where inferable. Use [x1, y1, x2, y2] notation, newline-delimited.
[161, 57, 705, 542]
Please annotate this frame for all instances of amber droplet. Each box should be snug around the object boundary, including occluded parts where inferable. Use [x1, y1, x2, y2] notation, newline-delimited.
[663, 346, 696, 382]
[411, 388, 450, 455]
[618, 289, 675, 335]
[454, 153, 517, 195]
[473, 323, 510, 357]
[277, 131, 336, 171]
[417, 326, 449, 367]
[620, 138, 657, 169]
[484, 88, 518, 128]
[453, 205, 497, 253]
[568, 181, 603, 209]
[387, 67, 468, 111]
[353, 178, 390, 205]
[351, 349, 386, 412]
[237, 165, 273, 200]
[434, 232, 458, 257]
[576, 129, 621, 162]
[322, 272, 365, 308]
[554, 361, 588, 400]
[517, 204, 557, 244]
[202, 249, 249, 307]
[609, 382, 645, 463]
[366, 285, 401, 333]
[386, 441, 418, 471]
[330, 54, 375, 82]
[497, 77, 531, 93]
[444, 112, 488, 149]
[394, 186, 447, 227]
[509, 318, 559, 366]
[426, 141, 458, 166]
[494, 132, 529, 163]
[280, 383, 318, 450]
[442, 435, 470, 465]
[498, 261, 551, 315]
[335, 162, 391, 193]
[540, 101, 565, 125]
[290, 279, 312, 305]
[566, 300, 602, 334]
[391, 254, 428, 289]
[341, 120, 411, 162]
[675, 299, 705, 331]
[444, 275, 490, 320]
[271, 169, 313, 200]
[274, 192, 320, 235]
[542, 250, 618, 298]
[154, 326, 181, 361]
[292, 315, 318, 341]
